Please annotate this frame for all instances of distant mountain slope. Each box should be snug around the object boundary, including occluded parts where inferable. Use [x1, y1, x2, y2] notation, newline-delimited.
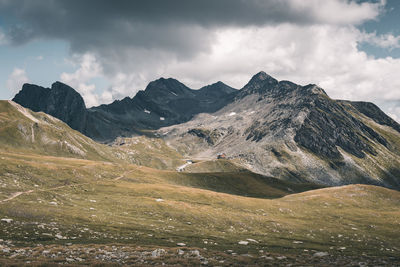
[0, 100, 112, 161]
[161, 72, 400, 189]
[13, 79, 237, 142]
[0, 100, 184, 170]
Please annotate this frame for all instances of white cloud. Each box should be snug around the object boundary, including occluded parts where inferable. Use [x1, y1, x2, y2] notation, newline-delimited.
[53, 22, 400, 120]
[96, 23, 400, 119]
[60, 53, 104, 107]
[6, 68, 29, 94]
[386, 105, 400, 122]
[145, 24, 400, 104]
[359, 31, 400, 49]
[388, 113, 398, 122]
[33, 0, 395, 121]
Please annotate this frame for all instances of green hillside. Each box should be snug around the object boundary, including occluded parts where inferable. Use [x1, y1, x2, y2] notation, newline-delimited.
[0, 151, 399, 265]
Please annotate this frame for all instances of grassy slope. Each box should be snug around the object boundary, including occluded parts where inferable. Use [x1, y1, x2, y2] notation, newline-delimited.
[0, 101, 184, 170]
[184, 159, 245, 173]
[0, 150, 399, 265]
[0, 100, 399, 265]
[0, 100, 120, 162]
[113, 136, 185, 170]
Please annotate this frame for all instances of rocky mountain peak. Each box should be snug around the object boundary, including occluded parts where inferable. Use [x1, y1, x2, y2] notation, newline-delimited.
[248, 71, 277, 84]
[198, 81, 237, 97]
[13, 82, 87, 132]
[144, 77, 194, 100]
[239, 71, 279, 96]
[51, 81, 79, 93]
[146, 77, 187, 91]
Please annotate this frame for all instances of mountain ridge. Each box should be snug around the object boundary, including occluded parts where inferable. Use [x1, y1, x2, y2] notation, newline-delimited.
[158, 72, 400, 189]
[11, 71, 400, 189]
[13, 78, 237, 141]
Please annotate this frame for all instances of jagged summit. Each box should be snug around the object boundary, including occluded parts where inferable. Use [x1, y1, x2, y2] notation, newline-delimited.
[13, 82, 87, 132]
[52, 81, 81, 93]
[241, 71, 279, 94]
[142, 77, 196, 102]
[145, 77, 189, 91]
[198, 81, 237, 97]
[254, 71, 274, 80]
[238, 72, 331, 100]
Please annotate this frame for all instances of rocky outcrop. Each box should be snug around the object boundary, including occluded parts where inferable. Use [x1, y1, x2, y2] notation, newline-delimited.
[294, 95, 387, 160]
[13, 82, 88, 133]
[346, 101, 400, 133]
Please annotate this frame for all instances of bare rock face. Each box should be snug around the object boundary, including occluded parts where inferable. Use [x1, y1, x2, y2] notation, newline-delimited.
[346, 101, 400, 133]
[13, 82, 88, 133]
[293, 91, 388, 160]
[161, 72, 400, 189]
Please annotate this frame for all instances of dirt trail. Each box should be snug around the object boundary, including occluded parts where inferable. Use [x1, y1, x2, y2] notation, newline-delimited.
[0, 190, 34, 203]
[0, 170, 134, 204]
[113, 170, 134, 181]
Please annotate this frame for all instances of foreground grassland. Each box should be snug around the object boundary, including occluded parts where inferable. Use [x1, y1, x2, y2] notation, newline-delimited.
[0, 150, 399, 266]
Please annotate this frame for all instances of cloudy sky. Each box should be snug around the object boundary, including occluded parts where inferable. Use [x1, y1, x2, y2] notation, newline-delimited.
[1, 0, 400, 121]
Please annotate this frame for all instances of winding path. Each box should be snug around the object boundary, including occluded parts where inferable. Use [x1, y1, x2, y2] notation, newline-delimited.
[0, 170, 134, 204]
[0, 190, 34, 203]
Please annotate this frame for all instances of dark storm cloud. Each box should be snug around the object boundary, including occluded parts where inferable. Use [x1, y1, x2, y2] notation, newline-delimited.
[0, 0, 372, 57]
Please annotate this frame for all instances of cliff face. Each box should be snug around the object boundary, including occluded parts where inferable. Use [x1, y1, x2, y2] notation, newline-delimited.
[13, 82, 88, 133]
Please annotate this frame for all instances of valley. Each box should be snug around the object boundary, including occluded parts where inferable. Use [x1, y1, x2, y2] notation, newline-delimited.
[0, 98, 399, 265]
[0, 150, 399, 266]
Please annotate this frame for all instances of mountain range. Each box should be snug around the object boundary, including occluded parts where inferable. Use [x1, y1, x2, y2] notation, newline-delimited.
[2, 71, 400, 265]
[13, 79, 236, 142]
[12, 71, 400, 189]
